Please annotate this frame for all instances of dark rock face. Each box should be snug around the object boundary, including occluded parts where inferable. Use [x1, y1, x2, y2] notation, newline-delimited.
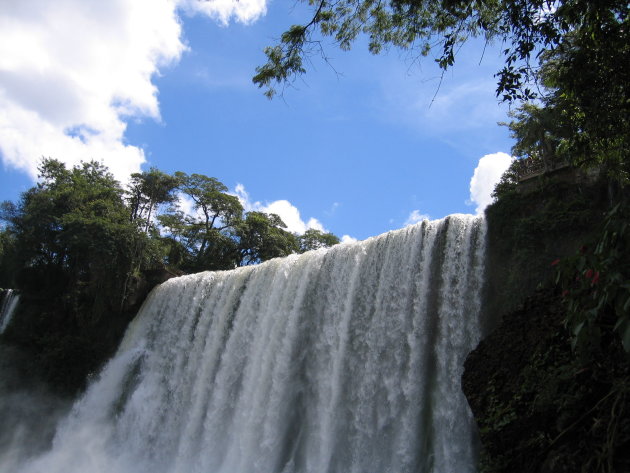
[482, 177, 610, 334]
[463, 174, 630, 472]
[122, 268, 183, 313]
[463, 288, 630, 473]
[1, 268, 179, 396]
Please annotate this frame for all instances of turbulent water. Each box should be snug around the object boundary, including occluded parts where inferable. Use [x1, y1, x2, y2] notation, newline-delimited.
[10, 215, 487, 473]
[0, 289, 20, 334]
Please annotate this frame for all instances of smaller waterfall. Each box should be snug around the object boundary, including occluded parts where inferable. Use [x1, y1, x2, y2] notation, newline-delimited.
[0, 290, 20, 334]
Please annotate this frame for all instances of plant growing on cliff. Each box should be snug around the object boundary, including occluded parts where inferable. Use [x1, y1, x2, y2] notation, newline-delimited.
[555, 200, 630, 353]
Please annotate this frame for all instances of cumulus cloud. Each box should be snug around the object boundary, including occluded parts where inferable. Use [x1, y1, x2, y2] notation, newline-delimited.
[404, 210, 430, 226]
[0, 0, 268, 183]
[233, 183, 326, 234]
[263, 200, 325, 234]
[469, 152, 513, 214]
[341, 235, 358, 244]
[0, 0, 186, 181]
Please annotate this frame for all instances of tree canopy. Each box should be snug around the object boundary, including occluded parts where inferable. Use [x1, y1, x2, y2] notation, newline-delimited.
[1, 158, 347, 302]
[298, 228, 341, 252]
[0, 160, 140, 309]
[254, 0, 628, 104]
[0, 158, 341, 391]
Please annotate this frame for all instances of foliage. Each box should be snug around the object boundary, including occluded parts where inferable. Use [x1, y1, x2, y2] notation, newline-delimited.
[159, 172, 245, 272]
[502, 103, 568, 166]
[554, 199, 630, 353]
[502, 25, 630, 178]
[254, 0, 499, 98]
[298, 228, 341, 253]
[175, 172, 244, 231]
[255, 0, 628, 103]
[154, 173, 339, 269]
[127, 168, 180, 233]
[490, 158, 519, 200]
[0, 159, 151, 392]
[0, 227, 18, 288]
[488, 2, 629, 357]
[0, 159, 145, 313]
[235, 212, 300, 265]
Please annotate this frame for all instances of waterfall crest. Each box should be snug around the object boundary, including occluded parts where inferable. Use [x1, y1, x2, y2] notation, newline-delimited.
[16, 215, 486, 473]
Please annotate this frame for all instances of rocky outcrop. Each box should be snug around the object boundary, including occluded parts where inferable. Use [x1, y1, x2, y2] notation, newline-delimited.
[463, 173, 630, 472]
[463, 289, 630, 472]
[1, 267, 181, 395]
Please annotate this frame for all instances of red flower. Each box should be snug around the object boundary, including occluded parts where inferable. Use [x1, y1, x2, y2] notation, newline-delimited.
[562, 290, 569, 298]
[551, 258, 561, 266]
[591, 271, 600, 285]
[585, 269, 594, 279]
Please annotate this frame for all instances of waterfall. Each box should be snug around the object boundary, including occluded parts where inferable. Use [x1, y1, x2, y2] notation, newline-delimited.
[0, 289, 20, 334]
[13, 215, 486, 473]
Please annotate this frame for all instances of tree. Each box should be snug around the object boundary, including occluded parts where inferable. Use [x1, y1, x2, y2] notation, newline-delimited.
[256, 1, 629, 358]
[298, 228, 340, 252]
[0, 226, 17, 288]
[0, 159, 147, 315]
[501, 25, 629, 179]
[167, 172, 244, 271]
[235, 212, 300, 265]
[127, 168, 180, 233]
[254, 1, 628, 106]
[0, 159, 159, 391]
[504, 103, 565, 169]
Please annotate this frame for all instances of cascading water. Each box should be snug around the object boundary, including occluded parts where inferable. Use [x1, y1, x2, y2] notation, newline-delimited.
[0, 289, 20, 334]
[12, 215, 487, 473]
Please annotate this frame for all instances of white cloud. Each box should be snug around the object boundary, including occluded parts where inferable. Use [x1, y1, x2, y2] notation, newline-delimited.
[263, 200, 324, 234]
[176, 192, 195, 217]
[179, 0, 267, 25]
[413, 80, 506, 132]
[404, 210, 430, 226]
[469, 152, 513, 214]
[341, 235, 358, 244]
[0, 0, 187, 182]
[233, 183, 260, 211]
[176, 191, 208, 221]
[377, 63, 508, 138]
[233, 183, 325, 234]
[0, 0, 268, 183]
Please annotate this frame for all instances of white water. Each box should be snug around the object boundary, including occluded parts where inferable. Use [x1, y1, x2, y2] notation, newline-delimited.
[0, 289, 20, 334]
[12, 215, 486, 473]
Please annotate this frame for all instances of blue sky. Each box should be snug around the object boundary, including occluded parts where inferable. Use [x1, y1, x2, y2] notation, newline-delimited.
[0, 0, 514, 241]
